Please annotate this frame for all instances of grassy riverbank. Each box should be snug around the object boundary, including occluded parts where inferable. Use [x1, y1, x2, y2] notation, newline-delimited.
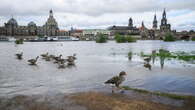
[122, 86, 195, 100]
[1, 90, 195, 110]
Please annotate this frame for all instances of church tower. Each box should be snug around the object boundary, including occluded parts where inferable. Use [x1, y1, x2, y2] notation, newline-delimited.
[160, 8, 171, 32]
[128, 18, 133, 27]
[153, 14, 157, 29]
[161, 9, 167, 26]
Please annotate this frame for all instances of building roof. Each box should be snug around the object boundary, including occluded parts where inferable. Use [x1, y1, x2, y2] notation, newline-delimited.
[108, 25, 138, 30]
[28, 21, 36, 26]
[7, 18, 18, 25]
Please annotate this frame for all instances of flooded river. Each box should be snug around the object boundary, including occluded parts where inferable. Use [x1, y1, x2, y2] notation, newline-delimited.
[0, 40, 195, 97]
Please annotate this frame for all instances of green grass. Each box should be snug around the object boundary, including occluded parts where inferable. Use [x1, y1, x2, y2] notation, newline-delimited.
[122, 86, 195, 100]
[139, 49, 195, 62]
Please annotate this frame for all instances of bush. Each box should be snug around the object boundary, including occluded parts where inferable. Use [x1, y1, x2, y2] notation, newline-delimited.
[114, 34, 126, 43]
[164, 33, 176, 42]
[191, 37, 195, 41]
[126, 35, 137, 42]
[15, 39, 23, 44]
[128, 51, 133, 60]
[96, 34, 107, 43]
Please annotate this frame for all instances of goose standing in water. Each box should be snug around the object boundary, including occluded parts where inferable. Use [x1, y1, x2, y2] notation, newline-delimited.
[53, 55, 62, 63]
[41, 52, 48, 57]
[144, 56, 151, 63]
[67, 56, 75, 66]
[15, 52, 23, 60]
[45, 55, 51, 61]
[144, 63, 152, 70]
[105, 71, 127, 93]
[28, 56, 39, 65]
[58, 62, 66, 69]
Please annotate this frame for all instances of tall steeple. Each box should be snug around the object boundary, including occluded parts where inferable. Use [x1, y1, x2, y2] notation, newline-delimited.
[163, 8, 166, 19]
[128, 17, 133, 27]
[153, 14, 158, 29]
[161, 8, 167, 25]
[142, 21, 145, 28]
[49, 9, 53, 18]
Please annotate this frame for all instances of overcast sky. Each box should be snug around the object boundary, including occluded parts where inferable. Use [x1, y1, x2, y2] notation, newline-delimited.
[0, 0, 194, 31]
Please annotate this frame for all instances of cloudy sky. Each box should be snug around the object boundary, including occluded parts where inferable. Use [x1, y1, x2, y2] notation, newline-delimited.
[0, 0, 194, 31]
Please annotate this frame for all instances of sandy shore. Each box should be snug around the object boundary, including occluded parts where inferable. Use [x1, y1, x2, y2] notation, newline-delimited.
[0, 90, 194, 110]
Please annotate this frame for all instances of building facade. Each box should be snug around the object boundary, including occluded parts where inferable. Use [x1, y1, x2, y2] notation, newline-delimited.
[108, 17, 140, 35]
[0, 10, 63, 37]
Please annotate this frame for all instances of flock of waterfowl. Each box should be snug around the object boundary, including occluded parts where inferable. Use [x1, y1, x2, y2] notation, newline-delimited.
[15, 52, 77, 69]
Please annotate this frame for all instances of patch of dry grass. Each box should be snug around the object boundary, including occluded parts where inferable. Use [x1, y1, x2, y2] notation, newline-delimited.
[71, 92, 181, 110]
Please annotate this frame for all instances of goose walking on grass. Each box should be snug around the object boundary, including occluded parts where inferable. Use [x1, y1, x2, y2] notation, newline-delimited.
[28, 56, 39, 65]
[15, 52, 23, 60]
[105, 71, 127, 93]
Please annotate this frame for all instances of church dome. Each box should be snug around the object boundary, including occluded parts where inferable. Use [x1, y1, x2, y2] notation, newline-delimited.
[7, 18, 18, 25]
[28, 21, 36, 26]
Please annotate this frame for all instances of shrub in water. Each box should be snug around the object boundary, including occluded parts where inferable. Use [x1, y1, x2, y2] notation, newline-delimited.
[164, 33, 176, 42]
[15, 39, 23, 44]
[126, 35, 137, 42]
[96, 34, 107, 43]
[114, 34, 126, 43]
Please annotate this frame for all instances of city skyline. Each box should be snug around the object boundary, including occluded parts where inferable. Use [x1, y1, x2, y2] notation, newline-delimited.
[0, 0, 194, 31]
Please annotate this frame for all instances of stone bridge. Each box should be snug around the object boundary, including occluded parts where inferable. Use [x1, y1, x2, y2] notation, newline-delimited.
[175, 32, 195, 40]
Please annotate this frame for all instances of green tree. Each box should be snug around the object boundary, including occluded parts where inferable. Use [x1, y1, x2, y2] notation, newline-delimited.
[114, 34, 126, 43]
[164, 33, 176, 42]
[96, 33, 107, 43]
[126, 35, 137, 42]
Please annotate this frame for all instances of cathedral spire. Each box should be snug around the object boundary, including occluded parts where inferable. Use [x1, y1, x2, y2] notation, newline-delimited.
[153, 13, 158, 29]
[163, 8, 166, 19]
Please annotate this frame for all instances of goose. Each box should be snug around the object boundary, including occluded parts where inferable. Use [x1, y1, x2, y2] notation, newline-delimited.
[144, 56, 151, 63]
[58, 62, 66, 69]
[67, 54, 77, 60]
[15, 52, 23, 59]
[45, 56, 51, 61]
[53, 55, 63, 63]
[28, 56, 39, 65]
[105, 71, 127, 93]
[144, 63, 152, 70]
[41, 52, 48, 58]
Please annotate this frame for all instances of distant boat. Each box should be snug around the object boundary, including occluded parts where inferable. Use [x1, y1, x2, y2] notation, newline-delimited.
[0, 37, 16, 42]
[28, 36, 79, 42]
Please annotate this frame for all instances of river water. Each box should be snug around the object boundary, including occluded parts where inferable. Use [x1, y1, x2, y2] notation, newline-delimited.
[0, 40, 195, 97]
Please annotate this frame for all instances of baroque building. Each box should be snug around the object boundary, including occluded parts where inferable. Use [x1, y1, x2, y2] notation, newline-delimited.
[108, 17, 140, 35]
[43, 10, 59, 36]
[0, 10, 63, 37]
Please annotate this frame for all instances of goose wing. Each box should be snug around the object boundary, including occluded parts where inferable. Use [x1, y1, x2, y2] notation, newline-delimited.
[105, 76, 120, 84]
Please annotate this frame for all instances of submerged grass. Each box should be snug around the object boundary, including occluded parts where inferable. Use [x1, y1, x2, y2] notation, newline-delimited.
[138, 49, 195, 62]
[122, 86, 195, 100]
